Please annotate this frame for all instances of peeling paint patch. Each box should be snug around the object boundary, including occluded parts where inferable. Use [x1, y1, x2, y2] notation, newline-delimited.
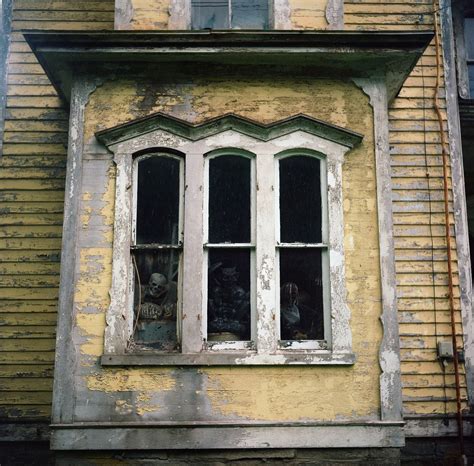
[87, 369, 176, 393]
[76, 313, 105, 337]
[259, 254, 273, 290]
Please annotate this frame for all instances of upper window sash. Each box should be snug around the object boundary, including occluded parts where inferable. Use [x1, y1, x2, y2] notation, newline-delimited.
[132, 153, 185, 247]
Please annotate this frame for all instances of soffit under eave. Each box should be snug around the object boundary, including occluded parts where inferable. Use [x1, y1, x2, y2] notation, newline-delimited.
[23, 30, 433, 105]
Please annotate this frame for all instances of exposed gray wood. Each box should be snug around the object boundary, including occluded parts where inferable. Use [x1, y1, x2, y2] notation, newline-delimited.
[51, 76, 100, 424]
[440, 0, 474, 408]
[325, 0, 343, 30]
[0, 422, 50, 441]
[114, 0, 133, 30]
[50, 424, 404, 450]
[404, 415, 474, 437]
[169, 0, 190, 29]
[273, 0, 291, 29]
[451, 0, 470, 99]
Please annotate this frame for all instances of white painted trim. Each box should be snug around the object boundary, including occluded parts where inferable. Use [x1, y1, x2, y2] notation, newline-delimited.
[352, 78, 403, 422]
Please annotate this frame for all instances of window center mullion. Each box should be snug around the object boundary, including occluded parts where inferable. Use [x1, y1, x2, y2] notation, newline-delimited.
[255, 149, 278, 354]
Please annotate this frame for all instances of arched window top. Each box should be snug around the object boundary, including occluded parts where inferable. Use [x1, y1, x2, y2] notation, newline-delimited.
[204, 147, 256, 160]
[133, 148, 185, 162]
[274, 148, 326, 161]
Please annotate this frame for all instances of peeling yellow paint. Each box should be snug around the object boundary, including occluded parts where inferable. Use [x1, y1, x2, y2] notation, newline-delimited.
[80, 339, 104, 357]
[76, 313, 105, 337]
[136, 392, 162, 415]
[87, 369, 176, 392]
[80, 206, 93, 229]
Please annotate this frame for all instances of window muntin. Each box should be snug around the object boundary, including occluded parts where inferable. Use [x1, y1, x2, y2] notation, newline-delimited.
[204, 152, 255, 347]
[130, 153, 184, 351]
[276, 153, 329, 349]
[191, 0, 269, 30]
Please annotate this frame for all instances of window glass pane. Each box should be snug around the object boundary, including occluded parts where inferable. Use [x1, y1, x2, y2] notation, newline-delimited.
[232, 0, 269, 29]
[209, 155, 251, 243]
[279, 156, 322, 243]
[207, 248, 251, 340]
[465, 18, 474, 59]
[133, 250, 180, 350]
[280, 248, 324, 340]
[136, 156, 180, 245]
[192, 0, 229, 29]
[469, 64, 474, 95]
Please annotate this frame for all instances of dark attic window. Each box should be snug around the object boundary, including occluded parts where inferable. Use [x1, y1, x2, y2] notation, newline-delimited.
[191, 0, 269, 30]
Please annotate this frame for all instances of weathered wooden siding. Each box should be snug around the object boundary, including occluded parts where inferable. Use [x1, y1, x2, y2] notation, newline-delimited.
[0, 0, 114, 423]
[345, 0, 469, 418]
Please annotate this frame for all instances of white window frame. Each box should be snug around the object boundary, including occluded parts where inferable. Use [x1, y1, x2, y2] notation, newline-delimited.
[203, 149, 257, 351]
[129, 151, 185, 350]
[100, 118, 358, 365]
[275, 149, 330, 350]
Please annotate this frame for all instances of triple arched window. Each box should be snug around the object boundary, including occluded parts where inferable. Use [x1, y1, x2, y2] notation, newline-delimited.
[98, 114, 360, 365]
[129, 149, 331, 353]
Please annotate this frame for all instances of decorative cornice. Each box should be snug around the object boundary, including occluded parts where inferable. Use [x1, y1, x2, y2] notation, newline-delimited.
[95, 112, 364, 149]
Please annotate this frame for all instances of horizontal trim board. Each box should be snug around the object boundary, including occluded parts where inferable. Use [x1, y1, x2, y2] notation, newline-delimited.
[404, 416, 474, 437]
[101, 352, 356, 366]
[50, 424, 405, 450]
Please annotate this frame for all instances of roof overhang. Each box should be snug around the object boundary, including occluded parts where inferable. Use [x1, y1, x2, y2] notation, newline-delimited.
[24, 30, 434, 104]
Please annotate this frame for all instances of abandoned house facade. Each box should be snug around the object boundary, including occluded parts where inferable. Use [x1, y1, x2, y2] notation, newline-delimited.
[0, 0, 473, 464]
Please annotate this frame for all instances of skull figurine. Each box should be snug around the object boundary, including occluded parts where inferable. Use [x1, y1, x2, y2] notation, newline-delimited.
[147, 273, 168, 300]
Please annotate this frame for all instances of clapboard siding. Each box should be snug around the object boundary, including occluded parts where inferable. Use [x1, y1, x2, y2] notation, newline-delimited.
[0, 0, 114, 422]
[345, 0, 468, 417]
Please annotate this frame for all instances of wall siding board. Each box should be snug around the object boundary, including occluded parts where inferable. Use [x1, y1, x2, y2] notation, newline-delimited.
[0, 0, 114, 423]
[345, 0, 469, 418]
